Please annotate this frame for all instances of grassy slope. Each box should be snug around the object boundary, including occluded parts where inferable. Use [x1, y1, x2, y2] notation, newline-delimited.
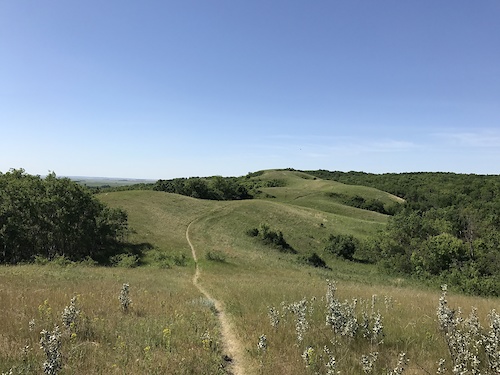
[250, 169, 397, 226]
[98, 170, 500, 374]
[2, 170, 499, 374]
[0, 265, 226, 374]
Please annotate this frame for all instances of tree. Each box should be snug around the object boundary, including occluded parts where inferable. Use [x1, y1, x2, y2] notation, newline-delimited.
[324, 234, 358, 261]
[0, 169, 128, 264]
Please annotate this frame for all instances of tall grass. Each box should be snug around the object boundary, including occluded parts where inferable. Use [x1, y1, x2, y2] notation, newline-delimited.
[0, 265, 227, 374]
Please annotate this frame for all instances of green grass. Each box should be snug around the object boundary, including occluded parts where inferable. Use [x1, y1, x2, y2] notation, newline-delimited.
[2, 170, 499, 374]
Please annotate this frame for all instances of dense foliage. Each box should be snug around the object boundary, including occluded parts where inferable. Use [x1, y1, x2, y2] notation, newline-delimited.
[0, 169, 128, 264]
[154, 176, 252, 200]
[307, 170, 500, 295]
[246, 223, 296, 253]
[326, 192, 398, 215]
[324, 233, 359, 261]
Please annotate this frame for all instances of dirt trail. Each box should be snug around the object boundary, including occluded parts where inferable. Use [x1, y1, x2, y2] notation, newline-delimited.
[186, 220, 246, 375]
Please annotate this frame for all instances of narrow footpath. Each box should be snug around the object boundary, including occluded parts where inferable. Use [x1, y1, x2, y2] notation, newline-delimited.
[186, 220, 246, 375]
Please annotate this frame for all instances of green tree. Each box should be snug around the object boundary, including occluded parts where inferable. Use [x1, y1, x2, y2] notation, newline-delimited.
[0, 169, 128, 264]
[324, 234, 358, 260]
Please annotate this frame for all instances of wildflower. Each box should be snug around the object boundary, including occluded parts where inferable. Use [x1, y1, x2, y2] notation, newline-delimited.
[268, 306, 280, 329]
[371, 294, 377, 313]
[163, 327, 172, 351]
[436, 358, 446, 374]
[384, 295, 393, 311]
[290, 299, 309, 343]
[361, 351, 378, 374]
[326, 296, 358, 338]
[61, 296, 80, 332]
[29, 318, 36, 332]
[201, 330, 212, 351]
[301, 346, 315, 368]
[257, 334, 267, 351]
[372, 312, 384, 344]
[38, 300, 52, 320]
[144, 345, 152, 361]
[283, 299, 310, 343]
[40, 325, 62, 375]
[119, 283, 132, 312]
[388, 352, 408, 375]
[324, 346, 337, 375]
[483, 309, 500, 372]
[326, 279, 337, 306]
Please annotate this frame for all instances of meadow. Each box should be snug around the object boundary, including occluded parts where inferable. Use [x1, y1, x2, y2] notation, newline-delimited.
[1, 170, 499, 374]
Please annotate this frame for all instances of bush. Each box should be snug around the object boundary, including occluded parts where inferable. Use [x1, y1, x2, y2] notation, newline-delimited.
[172, 253, 187, 266]
[246, 228, 259, 237]
[51, 255, 74, 267]
[300, 252, 328, 268]
[325, 234, 358, 260]
[246, 223, 296, 254]
[206, 251, 227, 263]
[111, 254, 139, 268]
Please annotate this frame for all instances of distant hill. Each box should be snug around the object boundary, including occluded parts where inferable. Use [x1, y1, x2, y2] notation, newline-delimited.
[69, 176, 156, 188]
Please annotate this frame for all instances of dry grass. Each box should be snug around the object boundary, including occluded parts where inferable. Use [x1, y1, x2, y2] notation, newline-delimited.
[0, 265, 227, 374]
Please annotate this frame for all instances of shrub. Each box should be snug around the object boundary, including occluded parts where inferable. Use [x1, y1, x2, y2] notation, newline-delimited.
[50, 255, 74, 267]
[325, 234, 358, 260]
[246, 228, 259, 237]
[265, 179, 286, 187]
[172, 253, 187, 266]
[247, 224, 296, 253]
[206, 251, 226, 263]
[300, 252, 328, 268]
[111, 254, 139, 268]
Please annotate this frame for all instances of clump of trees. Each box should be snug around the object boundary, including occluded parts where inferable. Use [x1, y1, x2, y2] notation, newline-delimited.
[246, 223, 296, 253]
[0, 169, 128, 264]
[375, 207, 500, 295]
[308, 169, 500, 296]
[326, 192, 399, 215]
[324, 234, 359, 261]
[154, 176, 252, 200]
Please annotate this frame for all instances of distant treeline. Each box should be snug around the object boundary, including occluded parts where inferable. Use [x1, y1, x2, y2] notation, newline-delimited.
[153, 176, 252, 200]
[306, 170, 500, 296]
[0, 169, 128, 264]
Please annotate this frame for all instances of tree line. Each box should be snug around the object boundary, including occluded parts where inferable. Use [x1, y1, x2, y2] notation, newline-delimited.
[153, 176, 252, 200]
[0, 169, 128, 264]
[307, 170, 500, 296]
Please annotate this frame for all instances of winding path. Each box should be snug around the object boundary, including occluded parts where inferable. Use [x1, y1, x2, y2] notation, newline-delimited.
[186, 220, 246, 375]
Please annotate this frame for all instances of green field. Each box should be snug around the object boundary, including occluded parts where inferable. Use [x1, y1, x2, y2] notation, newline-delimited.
[1, 170, 499, 374]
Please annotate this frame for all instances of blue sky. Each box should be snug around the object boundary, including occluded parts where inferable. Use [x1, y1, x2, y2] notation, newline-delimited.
[1, 1, 499, 179]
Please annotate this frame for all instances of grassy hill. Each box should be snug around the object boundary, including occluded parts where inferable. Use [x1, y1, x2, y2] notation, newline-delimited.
[101, 169, 397, 261]
[1, 169, 499, 374]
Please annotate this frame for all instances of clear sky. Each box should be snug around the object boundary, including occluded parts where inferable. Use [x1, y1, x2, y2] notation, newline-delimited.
[1, 1, 499, 179]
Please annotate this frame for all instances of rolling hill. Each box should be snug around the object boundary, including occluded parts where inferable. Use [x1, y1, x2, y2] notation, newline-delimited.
[2, 169, 499, 375]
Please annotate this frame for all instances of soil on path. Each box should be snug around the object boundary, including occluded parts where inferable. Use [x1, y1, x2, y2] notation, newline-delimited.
[186, 220, 247, 375]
